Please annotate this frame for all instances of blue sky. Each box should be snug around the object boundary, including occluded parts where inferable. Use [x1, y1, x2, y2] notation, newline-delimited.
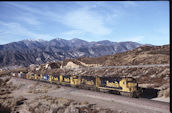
[0, 1, 169, 45]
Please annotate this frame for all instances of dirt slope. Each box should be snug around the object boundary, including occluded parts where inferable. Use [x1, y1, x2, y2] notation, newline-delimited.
[76, 44, 169, 66]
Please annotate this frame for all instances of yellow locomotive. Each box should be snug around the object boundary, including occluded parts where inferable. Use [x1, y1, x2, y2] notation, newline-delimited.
[18, 72, 141, 97]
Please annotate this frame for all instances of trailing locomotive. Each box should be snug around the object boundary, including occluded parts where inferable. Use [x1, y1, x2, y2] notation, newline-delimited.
[13, 72, 142, 97]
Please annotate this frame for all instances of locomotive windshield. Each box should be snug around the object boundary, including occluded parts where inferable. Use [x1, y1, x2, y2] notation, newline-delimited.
[127, 78, 137, 83]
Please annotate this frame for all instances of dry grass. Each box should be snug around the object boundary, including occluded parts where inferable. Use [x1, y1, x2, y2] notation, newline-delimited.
[0, 77, 27, 112]
[25, 95, 118, 113]
[27, 83, 52, 94]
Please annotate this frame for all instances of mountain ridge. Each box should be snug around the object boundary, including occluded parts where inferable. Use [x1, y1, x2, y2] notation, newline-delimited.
[0, 38, 142, 68]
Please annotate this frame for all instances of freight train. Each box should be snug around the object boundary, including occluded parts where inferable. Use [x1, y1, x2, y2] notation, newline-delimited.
[12, 72, 142, 97]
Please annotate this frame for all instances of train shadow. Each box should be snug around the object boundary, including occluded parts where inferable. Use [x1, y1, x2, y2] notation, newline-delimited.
[140, 88, 160, 99]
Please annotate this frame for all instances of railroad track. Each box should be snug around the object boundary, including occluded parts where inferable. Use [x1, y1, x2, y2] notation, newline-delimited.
[11, 77, 170, 113]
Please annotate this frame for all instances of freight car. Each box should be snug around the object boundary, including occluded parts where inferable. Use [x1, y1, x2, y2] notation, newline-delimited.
[16, 72, 141, 97]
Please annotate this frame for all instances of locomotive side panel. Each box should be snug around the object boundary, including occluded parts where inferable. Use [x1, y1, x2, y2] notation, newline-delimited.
[80, 76, 96, 90]
[98, 77, 123, 92]
[52, 74, 60, 84]
[70, 75, 81, 87]
[60, 75, 71, 86]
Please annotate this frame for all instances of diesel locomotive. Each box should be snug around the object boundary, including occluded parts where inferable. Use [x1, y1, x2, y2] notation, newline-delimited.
[13, 72, 142, 97]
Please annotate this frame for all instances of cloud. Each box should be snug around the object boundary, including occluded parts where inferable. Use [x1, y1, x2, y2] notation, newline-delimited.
[5, 2, 44, 15]
[5, 2, 114, 36]
[5, 2, 60, 19]
[15, 15, 41, 25]
[1, 2, 125, 44]
[4, 2, 61, 24]
[0, 21, 54, 42]
[6, 2, 112, 36]
[63, 9, 112, 35]
[4, 2, 43, 25]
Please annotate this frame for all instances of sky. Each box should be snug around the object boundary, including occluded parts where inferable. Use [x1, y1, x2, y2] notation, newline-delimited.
[0, 1, 169, 45]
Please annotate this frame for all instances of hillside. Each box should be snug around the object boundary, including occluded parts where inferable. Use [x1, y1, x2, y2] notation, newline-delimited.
[0, 38, 141, 68]
[75, 44, 169, 66]
[24, 44, 170, 72]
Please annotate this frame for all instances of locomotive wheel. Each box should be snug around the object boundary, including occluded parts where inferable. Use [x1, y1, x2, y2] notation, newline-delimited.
[120, 92, 133, 97]
[110, 90, 120, 95]
[132, 92, 138, 98]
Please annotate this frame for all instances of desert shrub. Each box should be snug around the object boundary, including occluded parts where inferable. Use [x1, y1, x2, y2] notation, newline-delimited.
[0, 104, 11, 113]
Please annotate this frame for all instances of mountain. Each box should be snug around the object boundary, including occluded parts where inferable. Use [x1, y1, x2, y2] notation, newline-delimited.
[0, 38, 142, 68]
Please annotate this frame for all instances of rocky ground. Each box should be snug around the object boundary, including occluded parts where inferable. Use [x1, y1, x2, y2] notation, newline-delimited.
[0, 76, 131, 113]
[0, 77, 27, 113]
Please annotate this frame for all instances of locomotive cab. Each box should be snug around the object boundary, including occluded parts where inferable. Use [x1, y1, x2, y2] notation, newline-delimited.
[126, 77, 138, 92]
[120, 77, 140, 97]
